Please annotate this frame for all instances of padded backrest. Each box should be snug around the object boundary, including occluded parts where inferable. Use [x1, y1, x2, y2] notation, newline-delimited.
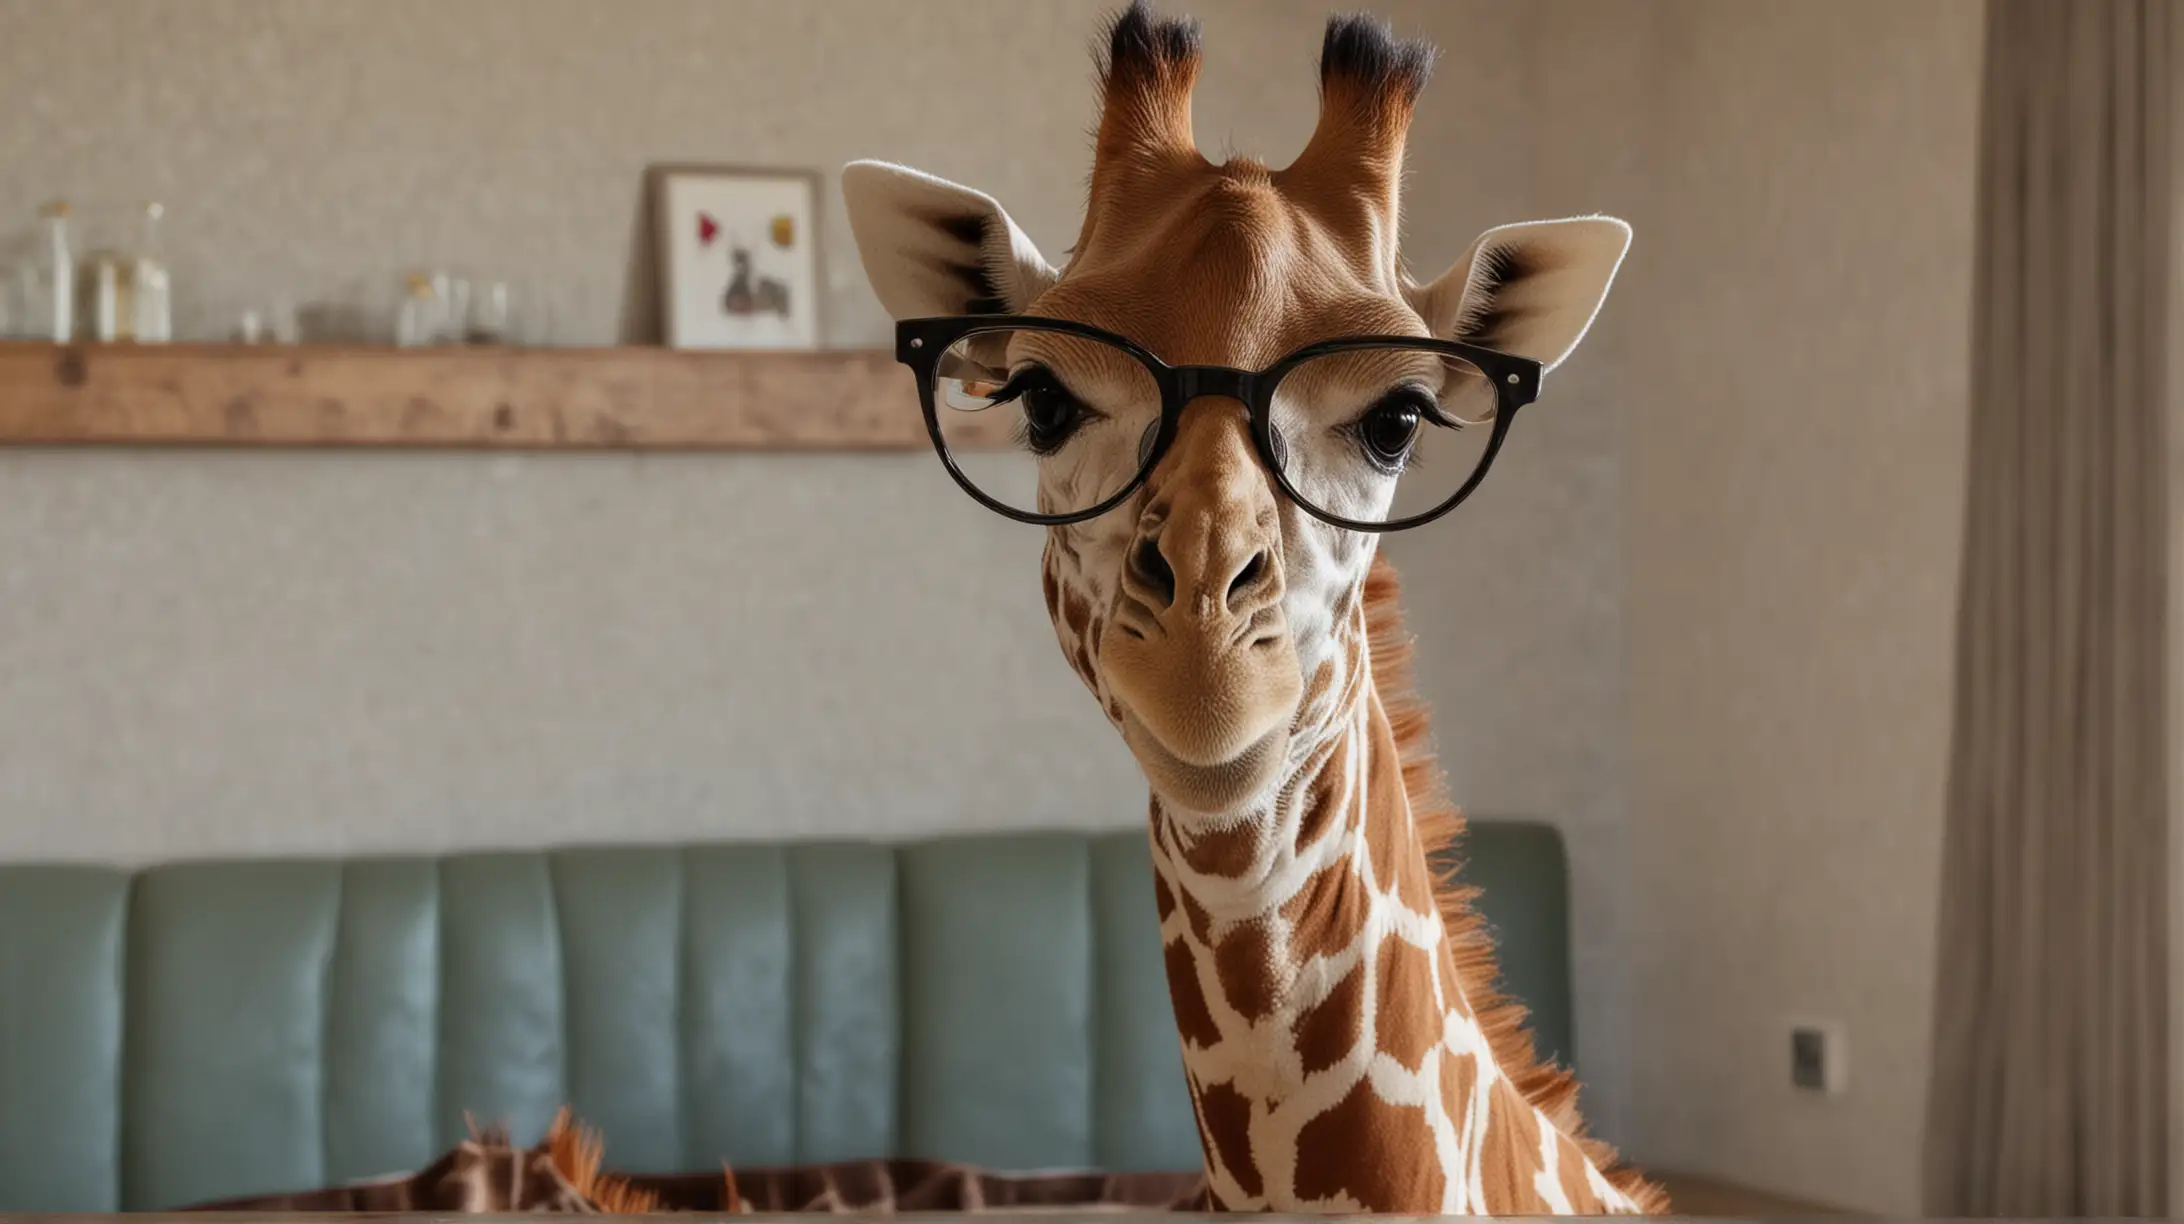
[0, 823, 1573, 1212]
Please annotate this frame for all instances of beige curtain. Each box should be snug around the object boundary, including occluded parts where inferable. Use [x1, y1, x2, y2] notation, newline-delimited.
[1924, 1, 2172, 1216]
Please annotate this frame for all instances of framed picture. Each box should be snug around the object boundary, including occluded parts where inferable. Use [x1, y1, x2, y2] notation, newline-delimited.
[653, 164, 823, 350]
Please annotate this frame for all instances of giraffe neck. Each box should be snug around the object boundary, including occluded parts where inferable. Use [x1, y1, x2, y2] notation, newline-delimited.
[1146, 598, 1644, 1215]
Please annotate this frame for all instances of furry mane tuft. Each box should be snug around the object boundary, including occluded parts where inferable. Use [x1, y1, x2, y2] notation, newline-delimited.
[542, 1107, 662, 1214]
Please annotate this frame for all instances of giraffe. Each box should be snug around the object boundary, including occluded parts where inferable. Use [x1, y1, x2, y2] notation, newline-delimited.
[841, 3, 1664, 1215]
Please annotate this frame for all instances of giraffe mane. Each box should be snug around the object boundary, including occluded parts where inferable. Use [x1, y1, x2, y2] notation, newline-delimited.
[541, 1106, 663, 1214]
[1363, 553, 1669, 1213]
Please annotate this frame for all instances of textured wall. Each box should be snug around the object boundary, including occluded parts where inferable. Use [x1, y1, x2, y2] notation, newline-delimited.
[1618, 0, 1982, 1213]
[0, 0, 1643, 1148]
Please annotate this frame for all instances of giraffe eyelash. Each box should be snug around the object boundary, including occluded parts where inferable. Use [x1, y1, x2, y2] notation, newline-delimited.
[991, 365, 1105, 457]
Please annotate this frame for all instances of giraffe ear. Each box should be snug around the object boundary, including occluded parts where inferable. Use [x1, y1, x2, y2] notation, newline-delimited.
[841, 160, 1060, 320]
[1408, 216, 1631, 372]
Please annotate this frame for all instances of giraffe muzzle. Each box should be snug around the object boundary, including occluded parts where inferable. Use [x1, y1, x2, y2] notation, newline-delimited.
[1100, 523, 1300, 791]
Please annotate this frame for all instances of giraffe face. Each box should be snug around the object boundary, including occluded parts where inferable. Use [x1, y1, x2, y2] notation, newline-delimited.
[841, 2, 1630, 817]
[1018, 173, 1430, 814]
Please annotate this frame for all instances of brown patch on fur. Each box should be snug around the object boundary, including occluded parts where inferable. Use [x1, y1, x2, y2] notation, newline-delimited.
[1197, 1080, 1263, 1199]
[1372, 935, 1440, 1072]
[1153, 868, 1177, 925]
[1558, 1129, 1602, 1209]
[1295, 960, 1364, 1076]
[1163, 938, 1223, 1050]
[1440, 1048, 1479, 1131]
[1284, 751, 1336, 856]
[1364, 554, 1667, 1212]
[1280, 865, 1368, 965]
[1059, 587, 1091, 643]
[1293, 1078, 1443, 1211]
[1177, 815, 1264, 879]
[1478, 1080, 1552, 1213]
[1393, 835, 1441, 920]
[1213, 917, 1279, 1021]
[1178, 880, 1215, 946]
[1359, 710, 1408, 894]
[1290, 730, 1347, 853]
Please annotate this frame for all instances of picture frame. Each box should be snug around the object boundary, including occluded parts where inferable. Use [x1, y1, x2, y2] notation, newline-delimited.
[652, 164, 824, 351]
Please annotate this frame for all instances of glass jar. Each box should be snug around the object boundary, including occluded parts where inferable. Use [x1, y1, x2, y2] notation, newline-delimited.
[133, 202, 171, 343]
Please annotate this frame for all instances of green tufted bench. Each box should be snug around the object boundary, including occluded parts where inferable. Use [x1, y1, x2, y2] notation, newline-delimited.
[0, 820, 1577, 1212]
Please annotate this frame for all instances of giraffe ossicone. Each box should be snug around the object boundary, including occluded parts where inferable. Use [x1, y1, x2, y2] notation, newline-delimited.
[842, 2, 1662, 1214]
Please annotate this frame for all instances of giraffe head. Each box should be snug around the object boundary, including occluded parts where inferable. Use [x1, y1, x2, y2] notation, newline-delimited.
[844, 3, 1628, 818]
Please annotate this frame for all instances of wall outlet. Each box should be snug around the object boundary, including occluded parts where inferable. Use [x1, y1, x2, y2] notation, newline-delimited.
[1786, 1018, 1849, 1095]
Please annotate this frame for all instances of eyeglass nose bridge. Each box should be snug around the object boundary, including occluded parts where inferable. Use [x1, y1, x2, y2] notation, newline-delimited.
[1156, 364, 1287, 492]
[1172, 365, 1256, 406]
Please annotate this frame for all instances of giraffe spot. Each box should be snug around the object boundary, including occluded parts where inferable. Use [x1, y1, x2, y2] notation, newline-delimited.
[1212, 917, 1279, 1021]
[1439, 1048, 1479, 1131]
[1293, 1076, 1444, 1212]
[1281, 866, 1368, 965]
[1477, 1078, 1553, 1214]
[1333, 580, 1359, 624]
[1059, 588, 1092, 639]
[1178, 885, 1215, 946]
[1373, 935, 1440, 1072]
[1177, 816, 1266, 879]
[1393, 851, 1441, 923]
[1294, 960, 1363, 1076]
[1188, 1093, 1218, 1182]
[1163, 939, 1222, 1050]
[1290, 734, 1348, 853]
[1196, 1080, 1263, 1199]
[1041, 566, 1062, 620]
[1360, 710, 1413, 895]
[1153, 871, 1177, 925]
[1556, 1130, 1602, 1210]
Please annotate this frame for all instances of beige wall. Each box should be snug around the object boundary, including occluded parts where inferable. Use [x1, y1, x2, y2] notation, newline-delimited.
[1615, 0, 1983, 1213]
[0, 0, 1994, 1207]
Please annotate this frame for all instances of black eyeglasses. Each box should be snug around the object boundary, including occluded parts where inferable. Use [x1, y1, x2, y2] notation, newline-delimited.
[892, 315, 1542, 533]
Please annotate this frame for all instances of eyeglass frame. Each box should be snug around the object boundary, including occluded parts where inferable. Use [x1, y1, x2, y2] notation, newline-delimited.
[893, 314, 1544, 534]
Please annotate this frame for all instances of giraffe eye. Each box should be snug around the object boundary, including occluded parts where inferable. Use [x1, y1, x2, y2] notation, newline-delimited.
[1352, 386, 1434, 472]
[991, 366, 1091, 456]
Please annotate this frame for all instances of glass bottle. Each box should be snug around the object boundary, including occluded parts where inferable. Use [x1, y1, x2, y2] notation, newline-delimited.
[133, 202, 171, 343]
[84, 242, 129, 343]
[41, 201, 73, 343]
[394, 272, 437, 347]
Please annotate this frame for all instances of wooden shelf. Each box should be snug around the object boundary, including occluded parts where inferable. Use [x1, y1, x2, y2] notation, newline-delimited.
[0, 341, 1008, 452]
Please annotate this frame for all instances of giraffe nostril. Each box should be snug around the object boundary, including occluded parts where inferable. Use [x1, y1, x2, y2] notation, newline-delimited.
[1227, 550, 1270, 610]
[1131, 535, 1176, 609]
